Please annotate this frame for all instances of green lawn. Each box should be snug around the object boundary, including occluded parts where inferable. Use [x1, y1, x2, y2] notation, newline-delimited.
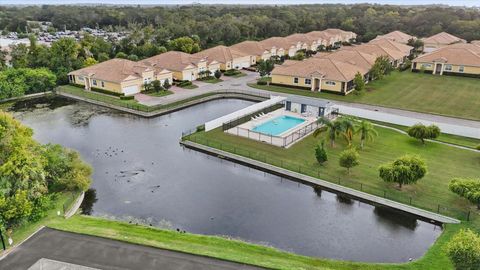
[179, 84, 199, 89]
[48, 215, 467, 270]
[1, 191, 80, 254]
[250, 72, 480, 121]
[144, 90, 174, 97]
[186, 126, 480, 221]
[200, 78, 223, 84]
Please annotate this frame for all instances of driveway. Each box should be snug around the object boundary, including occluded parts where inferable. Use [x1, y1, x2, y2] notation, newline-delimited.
[136, 71, 259, 106]
[0, 227, 263, 270]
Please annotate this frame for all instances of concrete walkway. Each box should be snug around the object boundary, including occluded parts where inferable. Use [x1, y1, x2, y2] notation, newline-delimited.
[181, 140, 460, 224]
[134, 71, 479, 139]
[0, 228, 263, 270]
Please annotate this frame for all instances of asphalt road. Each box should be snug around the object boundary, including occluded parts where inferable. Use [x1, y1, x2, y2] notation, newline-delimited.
[0, 227, 264, 270]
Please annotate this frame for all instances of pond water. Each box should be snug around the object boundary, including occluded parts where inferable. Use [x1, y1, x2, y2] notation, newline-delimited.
[10, 97, 442, 263]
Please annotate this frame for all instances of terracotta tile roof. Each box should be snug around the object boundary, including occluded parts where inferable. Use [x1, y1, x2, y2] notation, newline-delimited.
[315, 50, 376, 71]
[229, 41, 269, 56]
[259, 37, 295, 50]
[368, 38, 413, 54]
[284, 33, 317, 44]
[193, 45, 249, 64]
[272, 57, 366, 82]
[68, 58, 152, 83]
[373, 31, 415, 44]
[342, 43, 406, 61]
[422, 32, 466, 45]
[141, 51, 203, 72]
[413, 44, 480, 67]
[323, 28, 357, 40]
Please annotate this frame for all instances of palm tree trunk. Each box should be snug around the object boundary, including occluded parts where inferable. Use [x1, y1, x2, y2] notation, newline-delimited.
[361, 139, 365, 149]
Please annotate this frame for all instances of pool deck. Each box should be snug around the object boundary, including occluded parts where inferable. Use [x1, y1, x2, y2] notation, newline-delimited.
[180, 140, 461, 225]
[226, 109, 318, 147]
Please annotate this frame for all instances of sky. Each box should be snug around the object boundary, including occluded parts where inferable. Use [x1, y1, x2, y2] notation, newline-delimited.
[0, 0, 478, 7]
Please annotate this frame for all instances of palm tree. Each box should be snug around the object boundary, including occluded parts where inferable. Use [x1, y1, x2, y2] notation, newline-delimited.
[340, 116, 356, 146]
[313, 117, 343, 147]
[355, 120, 378, 149]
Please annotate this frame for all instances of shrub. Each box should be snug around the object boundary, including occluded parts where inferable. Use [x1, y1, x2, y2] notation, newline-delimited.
[339, 148, 359, 174]
[177, 80, 193, 87]
[120, 95, 135, 100]
[445, 229, 480, 270]
[214, 70, 222, 79]
[315, 143, 328, 164]
[196, 125, 205, 132]
[476, 145, 480, 150]
[257, 80, 268, 85]
[90, 87, 124, 97]
[223, 69, 241, 76]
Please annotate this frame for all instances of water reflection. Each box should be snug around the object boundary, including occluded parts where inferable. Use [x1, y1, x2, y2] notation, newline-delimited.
[81, 188, 98, 215]
[374, 206, 420, 231]
[12, 97, 442, 263]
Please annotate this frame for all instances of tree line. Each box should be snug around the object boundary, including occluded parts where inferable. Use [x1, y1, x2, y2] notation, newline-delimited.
[1, 4, 480, 48]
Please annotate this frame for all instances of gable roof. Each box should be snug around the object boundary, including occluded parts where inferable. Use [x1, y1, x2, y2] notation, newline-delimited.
[369, 38, 413, 54]
[422, 32, 466, 45]
[412, 44, 480, 67]
[68, 58, 152, 83]
[323, 28, 357, 40]
[259, 37, 294, 50]
[193, 45, 250, 64]
[284, 33, 317, 45]
[342, 43, 406, 61]
[373, 31, 415, 44]
[272, 57, 366, 82]
[141, 51, 204, 72]
[229, 41, 269, 56]
[315, 49, 376, 71]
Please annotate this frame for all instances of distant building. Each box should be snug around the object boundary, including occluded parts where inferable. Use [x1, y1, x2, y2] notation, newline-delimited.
[421, 32, 466, 53]
[373, 30, 416, 45]
[193, 45, 251, 70]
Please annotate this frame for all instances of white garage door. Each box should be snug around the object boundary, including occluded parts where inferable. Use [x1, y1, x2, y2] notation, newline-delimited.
[122, 85, 139, 96]
[233, 60, 250, 69]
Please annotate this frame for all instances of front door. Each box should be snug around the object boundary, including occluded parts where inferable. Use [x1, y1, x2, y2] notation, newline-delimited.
[435, 64, 442, 75]
[285, 101, 291, 111]
[314, 78, 320, 91]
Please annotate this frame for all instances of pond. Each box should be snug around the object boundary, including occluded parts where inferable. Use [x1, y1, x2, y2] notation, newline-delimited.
[10, 97, 442, 263]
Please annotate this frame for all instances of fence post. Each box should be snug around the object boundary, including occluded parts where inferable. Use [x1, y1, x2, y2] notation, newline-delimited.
[409, 197, 412, 205]
[360, 183, 363, 191]
[437, 204, 440, 213]
[467, 211, 471, 221]
[383, 191, 386, 198]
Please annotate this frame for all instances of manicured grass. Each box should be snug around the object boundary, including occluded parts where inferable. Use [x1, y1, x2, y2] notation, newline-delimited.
[1, 191, 80, 253]
[144, 90, 174, 97]
[179, 84, 199, 89]
[47, 215, 467, 270]
[249, 71, 480, 120]
[367, 119, 480, 149]
[200, 78, 223, 84]
[186, 126, 480, 221]
[57, 85, 151, 111]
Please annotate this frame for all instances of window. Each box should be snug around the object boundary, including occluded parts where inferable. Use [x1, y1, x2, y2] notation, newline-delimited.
[92, 80, 97, 86]
[101, 81, 105, 87]
[422, 63, 432, 68]
[305, 79, 311, 85]
[444, 65, 452, 71]
[78, 76, 84, 81]
[293, 77, 299, 84]
[325, 81, 336, 86]
[459, 66, 465, 73]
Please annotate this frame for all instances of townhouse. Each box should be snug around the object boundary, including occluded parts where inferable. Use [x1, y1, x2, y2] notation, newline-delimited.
[412, 43, 480, 77]
[270, 37, 411, 95]
[193, 45, 252, 71]
[141, 51, 220, 81]
[68, 58, 172, 96]
[229, 41, 272, 63]
[373, 30, 415, 45]
[421, 32, 466, 53]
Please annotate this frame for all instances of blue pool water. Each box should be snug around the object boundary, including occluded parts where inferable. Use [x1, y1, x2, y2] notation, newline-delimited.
[252, 115, 305, 136]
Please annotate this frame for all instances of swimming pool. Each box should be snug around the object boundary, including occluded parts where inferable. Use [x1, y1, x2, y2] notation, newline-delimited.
[252, 115, 305, 136]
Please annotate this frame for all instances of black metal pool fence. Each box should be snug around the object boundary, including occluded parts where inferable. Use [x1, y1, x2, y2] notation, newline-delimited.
[181, 134, 474, 222]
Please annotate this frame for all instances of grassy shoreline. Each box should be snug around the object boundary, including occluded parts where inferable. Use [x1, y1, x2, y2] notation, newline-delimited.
[48, 215, 462, 270]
